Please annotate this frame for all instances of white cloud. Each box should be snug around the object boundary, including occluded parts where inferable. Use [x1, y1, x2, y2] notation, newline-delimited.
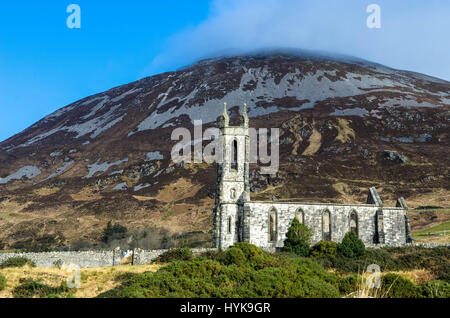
[143, 0, 450, 81]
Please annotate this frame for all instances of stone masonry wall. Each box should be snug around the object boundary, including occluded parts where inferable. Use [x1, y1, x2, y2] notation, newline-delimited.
[0, 250, 116, 268]
[243, 201, 408, 248]
[0, 248, 217, 268]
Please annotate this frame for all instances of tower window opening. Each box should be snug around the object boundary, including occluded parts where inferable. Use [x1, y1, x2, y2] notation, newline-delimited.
[227, 216, 232, 234]
[231, 139, 238, 170]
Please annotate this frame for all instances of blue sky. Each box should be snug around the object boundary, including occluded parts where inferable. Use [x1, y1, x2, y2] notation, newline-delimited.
[1, 0, 449, 142]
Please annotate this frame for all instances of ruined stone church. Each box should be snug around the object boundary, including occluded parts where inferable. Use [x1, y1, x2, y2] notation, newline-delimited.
[213, 103, 414, 249]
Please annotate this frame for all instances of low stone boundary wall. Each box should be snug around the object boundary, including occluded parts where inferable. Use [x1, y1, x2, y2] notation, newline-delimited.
[0, 250, 116, 268]
[413, 243, 450, 248]
[367, 243, 449, 249]
[0, 243, 447, 268]
[0, 248, 217, 268]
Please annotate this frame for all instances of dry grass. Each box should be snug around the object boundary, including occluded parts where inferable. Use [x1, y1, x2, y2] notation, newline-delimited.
[155, 178, 203, 203]
[132, 195, 154, 201]
[70, 187, 102, 201]
[0, 200, 33, 215]
[406, 189, 450, 209]
[34, 187, 61, 196]
[332, 182, 359, 203]
[302, 128, 322, 156]
[387, 269, 435, 285]
[335, 118, 355, 143]
[0, 264, 161, 298]
[344, 270, 431, 298]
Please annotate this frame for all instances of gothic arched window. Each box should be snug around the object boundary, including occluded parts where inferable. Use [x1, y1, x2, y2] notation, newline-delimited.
[296, 209, 305, 224]
[231, 139, 238, 171]
[269, 209, 277, 242]
[350, 210, 358, 236]
[322, 210, 331, 241]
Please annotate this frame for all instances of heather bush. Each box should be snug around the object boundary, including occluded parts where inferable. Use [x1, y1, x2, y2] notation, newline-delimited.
[0, 273, 6, 291]
[98, 243, 339, 298]
[338, 275, 359, 295]
[97, 243, 448, 298]
[0, 257, 35, 269]
[310, 241, 338, 258]
[153, 247, 193, 263]
[417, 280, 450, 298]
[223, 247, 246, 266]
[12, 279, 74, 298]
[381, 274, 418, 298]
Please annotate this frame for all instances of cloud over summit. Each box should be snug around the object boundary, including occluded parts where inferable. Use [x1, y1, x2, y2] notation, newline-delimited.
[146, 0, 450, 81]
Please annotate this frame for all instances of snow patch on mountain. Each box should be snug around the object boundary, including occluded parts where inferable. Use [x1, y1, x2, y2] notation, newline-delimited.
[50, 150, 63, 157]
[0, 166, 41, 184]
[14, 104, 125, 149]
[81, 96, 110, 120]
[134, 183, 151, 191]
[330, 108, 369, 117]
[109, 170, 123, 176]
[111, 88, 142, 102]
[145, 151, 164, 162]
[130, 67, 440, 135]
[83, 158, 129, 179]
[90, 114, 125, 138]
[34, 161, 75, 184]
[113, 182, 128, 191]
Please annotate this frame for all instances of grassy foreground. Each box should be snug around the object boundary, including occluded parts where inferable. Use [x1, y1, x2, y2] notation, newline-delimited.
[0, 264, 161, 298]
[0, 243, 448, 298]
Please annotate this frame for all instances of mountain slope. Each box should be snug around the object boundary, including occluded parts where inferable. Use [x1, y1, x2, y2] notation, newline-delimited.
[0, 50, 449, 250]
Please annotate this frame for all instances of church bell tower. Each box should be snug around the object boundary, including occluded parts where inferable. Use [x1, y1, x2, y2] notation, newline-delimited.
[213, 103, 250, 248]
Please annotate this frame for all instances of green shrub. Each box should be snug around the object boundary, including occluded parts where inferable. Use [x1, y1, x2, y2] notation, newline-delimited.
[338, 275, 359, 295]
[223, 247, 246, 266]
[315, 246, 449, 281]
[418, 280, 450, 298]
[337, 232, 365, 258]
[12, 279, 74, 298]
[288, 257, 339, 287]
[197, 249, 227, 263]
[98, 245, 340, 298]
[232, 242, 263, 258]
[310, 241, 338, 258]
[0, 273, 6, 291]
[153, 247, 193, 263]
[282, 218, 312, 257]
[228, 243, 280, 269]
[0, 257, 36, 269]
[381, 274, 418, 298]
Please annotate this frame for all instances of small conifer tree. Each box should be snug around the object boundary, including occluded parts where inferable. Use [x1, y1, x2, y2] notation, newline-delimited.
[282, 218, 312, 257]
[337, 231, 365, 258]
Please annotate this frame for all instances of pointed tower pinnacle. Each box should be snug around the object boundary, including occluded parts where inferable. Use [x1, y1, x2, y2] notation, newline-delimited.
[240, 103, 249, 127]
[220, 102, 229, 127]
